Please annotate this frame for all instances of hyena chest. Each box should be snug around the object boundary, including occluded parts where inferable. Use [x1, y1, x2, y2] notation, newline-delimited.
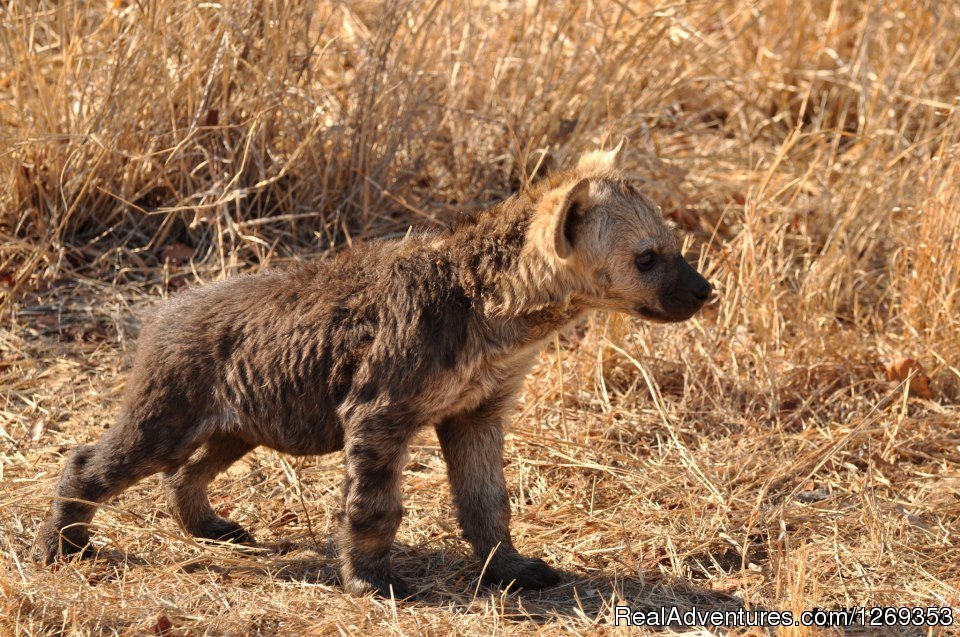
[434, 347, 538, 421]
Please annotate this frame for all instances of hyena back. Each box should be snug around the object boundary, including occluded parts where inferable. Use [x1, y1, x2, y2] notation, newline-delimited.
[37, 145, 712, 597]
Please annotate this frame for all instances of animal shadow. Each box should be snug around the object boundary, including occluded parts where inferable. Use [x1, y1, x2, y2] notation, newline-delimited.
[185, 538, 757, 630]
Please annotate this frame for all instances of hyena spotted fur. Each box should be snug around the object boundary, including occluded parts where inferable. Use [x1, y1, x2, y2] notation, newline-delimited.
[37, 145, 712, 597]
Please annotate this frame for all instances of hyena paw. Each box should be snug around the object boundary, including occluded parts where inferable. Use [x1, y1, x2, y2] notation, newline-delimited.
[37, 521, 91, 566]
[483, 554, 561, 591]
[193, 518, 255, 545]
[342, 565, 412, 599]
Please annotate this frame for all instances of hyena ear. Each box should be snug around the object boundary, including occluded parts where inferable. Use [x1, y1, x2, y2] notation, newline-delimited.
[550, 178, 591, 259]
[577, 139, 626, 173]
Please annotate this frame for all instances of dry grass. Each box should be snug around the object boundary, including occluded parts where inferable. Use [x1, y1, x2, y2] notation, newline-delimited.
[1, 0, 959, 634]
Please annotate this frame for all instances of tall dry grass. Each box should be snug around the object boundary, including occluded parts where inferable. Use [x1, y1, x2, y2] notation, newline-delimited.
[1, 0, 959, 635]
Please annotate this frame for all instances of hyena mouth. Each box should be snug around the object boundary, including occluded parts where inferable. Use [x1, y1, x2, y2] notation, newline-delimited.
[635, 305, 693, 323]
[636, 305, 669, 322]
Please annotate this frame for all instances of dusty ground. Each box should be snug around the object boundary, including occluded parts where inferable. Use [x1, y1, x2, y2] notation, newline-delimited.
[1, 0, 959, 635]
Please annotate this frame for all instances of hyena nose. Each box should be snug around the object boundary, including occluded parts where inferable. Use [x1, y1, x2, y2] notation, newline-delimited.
[692, 277, 712, 302]
[677, 257, 712, 304]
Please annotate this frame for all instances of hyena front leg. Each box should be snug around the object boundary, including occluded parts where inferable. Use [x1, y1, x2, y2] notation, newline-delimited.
[436, 401, 561, 591]
[338, 415, 413, 598]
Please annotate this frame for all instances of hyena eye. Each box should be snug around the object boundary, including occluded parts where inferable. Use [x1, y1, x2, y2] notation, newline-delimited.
[635, 250, 656, 272]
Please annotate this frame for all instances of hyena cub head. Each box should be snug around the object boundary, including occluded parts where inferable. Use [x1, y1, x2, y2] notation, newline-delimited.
[532, 144, 712, 322]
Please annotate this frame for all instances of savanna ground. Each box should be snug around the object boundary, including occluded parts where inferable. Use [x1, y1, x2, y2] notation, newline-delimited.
[1, 1, 959, 635]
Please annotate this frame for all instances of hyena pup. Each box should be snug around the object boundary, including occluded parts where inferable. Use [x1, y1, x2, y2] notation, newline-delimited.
[38, 144, 712, 597]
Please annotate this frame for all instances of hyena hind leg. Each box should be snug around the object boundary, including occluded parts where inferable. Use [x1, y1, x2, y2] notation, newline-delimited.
[37, 421, 194, 565]
[163, 436, 255, 544]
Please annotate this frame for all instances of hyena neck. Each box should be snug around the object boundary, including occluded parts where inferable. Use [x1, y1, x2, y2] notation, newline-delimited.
[450, 199, 586, 348]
